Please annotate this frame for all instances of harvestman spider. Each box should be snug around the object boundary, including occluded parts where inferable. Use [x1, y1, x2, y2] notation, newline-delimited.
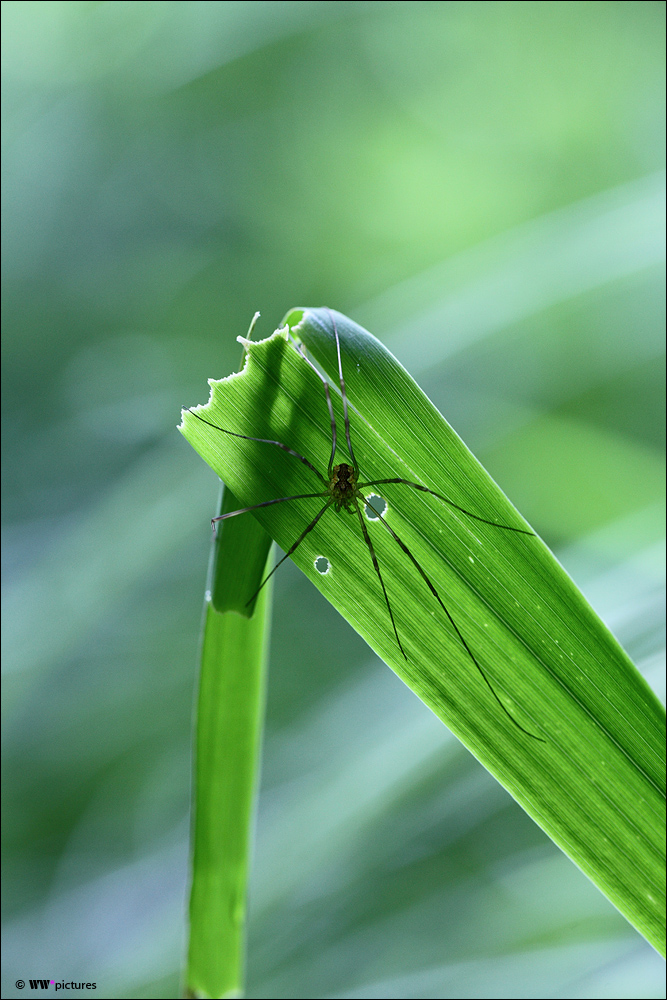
[187, 313, 544, 742]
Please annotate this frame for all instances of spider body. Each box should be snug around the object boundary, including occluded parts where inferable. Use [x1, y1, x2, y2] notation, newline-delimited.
[329, 462, 360, 511]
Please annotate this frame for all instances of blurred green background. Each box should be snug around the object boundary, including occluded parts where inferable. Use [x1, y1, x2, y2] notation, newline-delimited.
[2, 2, 664, 998]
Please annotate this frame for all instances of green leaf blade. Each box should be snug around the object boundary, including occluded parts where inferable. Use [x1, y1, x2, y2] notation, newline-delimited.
[180, 309, 665, 954]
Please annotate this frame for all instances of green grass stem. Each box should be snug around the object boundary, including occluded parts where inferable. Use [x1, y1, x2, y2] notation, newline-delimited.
[186, 488, 272, 999]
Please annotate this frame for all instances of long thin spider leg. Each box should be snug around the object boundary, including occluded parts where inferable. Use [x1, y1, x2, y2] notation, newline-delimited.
[244, 499, 334, 606]
[290, 339, 338, 477]
[212, 491, 329, 528]
[353, 498, 407, 661]
[185, 407, 327, 485]
[358, 479, 534, 535]
[360, 494, 545, 742]
[327, 309, 359, 472]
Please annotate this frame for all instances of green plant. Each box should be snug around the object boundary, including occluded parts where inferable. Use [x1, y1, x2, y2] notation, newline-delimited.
[180, 308, 665, 999]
